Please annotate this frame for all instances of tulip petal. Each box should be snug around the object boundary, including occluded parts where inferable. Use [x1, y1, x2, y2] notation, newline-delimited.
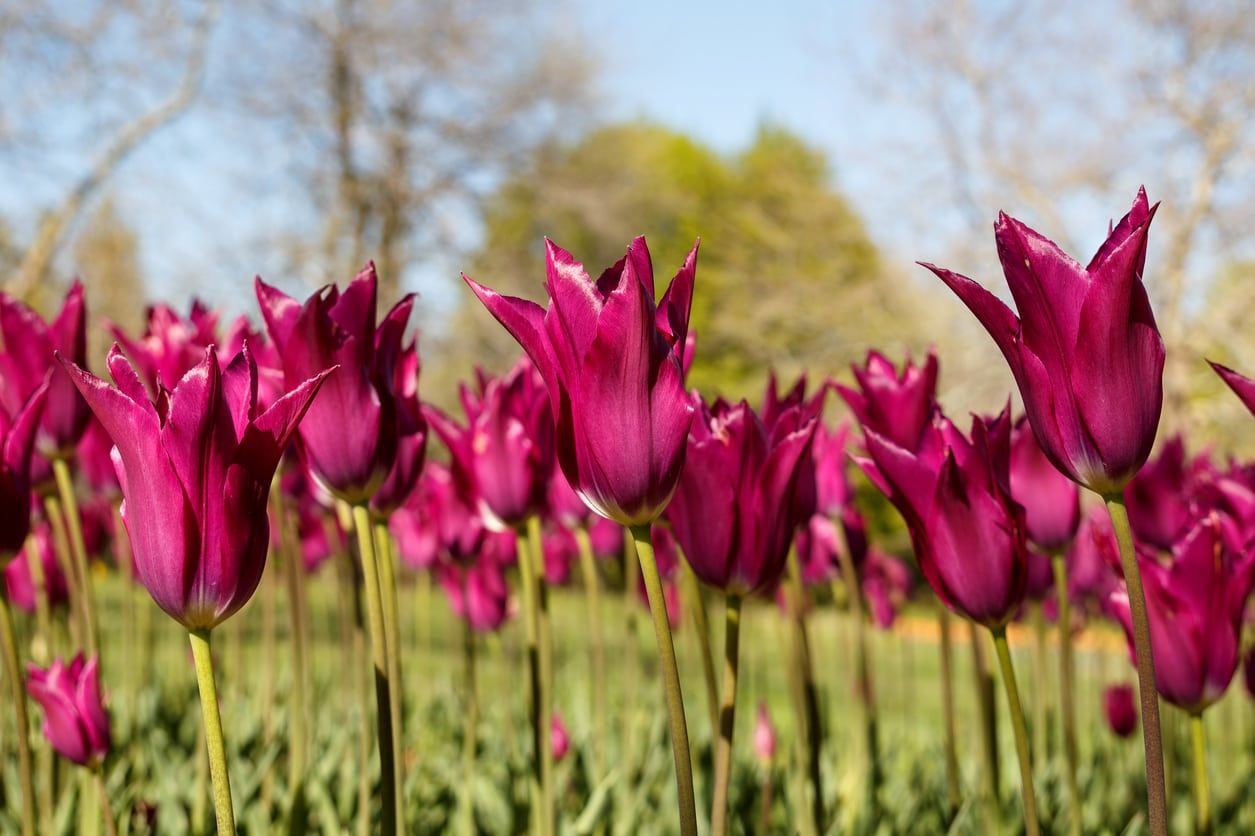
[243, 366, 337, 479]
[921, 263, 1023, 373]
[329, 263, 379, 367]
[462, 274, 561, 406]
[543, 238, 603, 381]
[994, 211, 1089, 355]
[254, 277, 302, 349]
[1210, 361, 1255, 416]
[655, 240, 698, 364]
[75, 657, 110, 756]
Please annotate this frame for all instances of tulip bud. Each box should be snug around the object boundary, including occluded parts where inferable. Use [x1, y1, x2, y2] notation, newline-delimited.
[1103, 684, 1138, 738]
[26, 654, 110, 766]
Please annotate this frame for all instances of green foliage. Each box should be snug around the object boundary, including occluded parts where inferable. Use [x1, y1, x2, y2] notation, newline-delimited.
[436, 122, 898, 403]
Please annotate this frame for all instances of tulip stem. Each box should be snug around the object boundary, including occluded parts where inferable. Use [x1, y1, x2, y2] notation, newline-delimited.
[1189, 712, 1210, 836]
[373, 519, 406, 831]
[93, 765, 118, 836]
[350, 504, 398, 836]
[515, 523, 545, 833]
[630, 524, 698, 836]
[574, 525, 607, 775]
[279, 497, 310, 834]
[188, 628, 236, 836]
[680, 559, 720, 736]
[52, 457, 98, 657]
[711, 592, 742, 836]
[527, 515, 556, 836]
[460, 613, 479, 836]
[1051, 553, 1083, 836]
[43, 496, 84, 649]
[834, 523, 880, 811]
[936, 606, 962, 818]
[1103, 494, 1168, 836]
[787, 550, 824, 835]
[0, 590, 36, 836]
[991, 628, 1040, 836]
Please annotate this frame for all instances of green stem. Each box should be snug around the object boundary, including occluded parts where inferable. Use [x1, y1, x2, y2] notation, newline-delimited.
[621, 526, 640, 751]
[1103, 495, 1168, 836]
[969, 619, 1000, 833]
[1031, 604, 1049, 766]
[936, 607, 962, 817]
[573, 525, 607, 776]
[279, 497, 310, 834]
[460, 614, 479, 836]
[189, 629, 236, 835]
[373, 520, 406, 830]
[787, 551, 824, 835]
[515, 523, 544, 833]
[991, 628, 1040, 836]
[1051, 553, 1083, 836]
[93, 765, 118, 836]
[24, 534, 52, 666]
[0, 590, 36, 836]
[52, 457, 97, 657]
[43, 495, 84, 649]
[350, 503, 397, 836]
[527, 515, 555, 836]
[1189, 713, 1210, 836]
[630, 524, 698, 836]
[834, 523, 880, 809]
[680, 558, 719, 737]
[711, 593, 742, 836]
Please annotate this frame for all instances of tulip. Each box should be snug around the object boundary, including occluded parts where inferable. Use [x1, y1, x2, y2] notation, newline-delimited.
[438, 558, 511, 633]
[5, 523, 69, 613]
[1209, 361, 1255, 416]
[541, 525, 577, 586]
[108, 300, 221, 395]
[551, 714, 570, 763]
[61, 344, 331, 836]
[1103, 684, 1138, 738]
[463, 236, 696, 527]
[1010, 417, 1080, 553]
[369, 343, 427, 516]
[1122, 436, 1207, 552]
[25, 654, 110, 766]
[588, 515, 623, 559]
[861, 548, 913, 629]
[835, 348, 939, 452]
[753, 702, 777, 766]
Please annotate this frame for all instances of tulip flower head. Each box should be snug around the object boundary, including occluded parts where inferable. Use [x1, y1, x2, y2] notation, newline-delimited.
[59, 344, 332, 629]
[5, 522, 69, 612]
[108, 300, 221, 396]
[1122, 436, 1210, 551]
[0, 383, 48, 558]
[438, 556, 511, 633]
[836, 348, 940, 452]
[256, 264, 414, 504]
[26, 654, 110, 766]
[1209, 361, 1255, 417]
[1107, 515, 1255, 713]
[551, 713, 570, 763]
[855, 405, 1029, 628]
[370, 342, 427, 515]
[1009, 416, 1080, 552]
[463, 236, 697, 526]
[923, 189, 1164, 494]
[1103, 684, 1138, 739]
[862, 548, 914, 629]
[667, 396, 817, 593]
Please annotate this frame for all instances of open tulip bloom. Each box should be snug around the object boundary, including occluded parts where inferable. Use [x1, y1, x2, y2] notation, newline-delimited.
[59, 343, 332, 835]
[836, 348, 939, 452]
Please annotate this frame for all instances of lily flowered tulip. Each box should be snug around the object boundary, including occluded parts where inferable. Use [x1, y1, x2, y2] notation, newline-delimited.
[109, 300, 221, 395]
[370, 343, 427, 516]
[1108, 515, 1255, 712]
[855, 406, 1029, 628]
[59, 345, 332, 629]
[1, 383, 48, 557]
[1009, 416, 1080, 552]
[1210, 361, 1255, 416]
[256, 264, 413, 504]
[26, 654, 110, 766]
[666, 397, 817, 593]
[923, 189, 1164, 494]
[1123, 436, 1207, 551]
[1103, 684, 1138, 739]
[463, 236, 696, 525]
[438, 556, 511, 633]
[0, 282, 91, 459]
[836, 348, 939, 451]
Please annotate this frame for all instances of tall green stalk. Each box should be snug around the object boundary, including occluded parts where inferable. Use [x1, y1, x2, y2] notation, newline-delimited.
[350, 504, 398, 835]
[680, 559, 720, 736]
[991, 628, 1040, 836]
[460, 615, 479, 836]
[188, 628, 236, 835]
[373, 520, 406, 829]
[786, 551, 824, 835]
[1051, 553, 1083, 836]
[834, 525, 880, 810]
[573, 525, 607, 774]
[279, 498, 310, 834]
[527, 515, 555, 836]
[93, 765, 118, 836]
[969, 619, 1000, 832]
[52, 457, 98, 656]
[1103, 495, 1168, 836]
[630, 524, 698, 836]
[711, 593, 742, 836]
[515, 523, 545, 834]
[0, 590, 36, 836]
[44, 496, 84, 648]
[1189, 713, 1210, 836]
[936, 607, 962, 817]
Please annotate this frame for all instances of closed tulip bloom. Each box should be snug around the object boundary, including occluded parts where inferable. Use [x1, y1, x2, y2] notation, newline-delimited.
[109, 300, 221, 395]
[370, 344, 427, 515]
[463, 236, 696, 525]
[1010, 416, 1080, 552]
[812, 420, 857, 518]
[836, 349, 939, 452]
[855, 406, 1029, 628]
[1123, 436, 1203, 551]
[1108, 515, 1255, 712]
[862, 548, 914, 629]
[753, 702, 777, 766]
[25, 654, 110, 766]
[5, 523, 70, 612]
[1103, 684, 1138, 738]
[542, 525, 577, 585]
[59, 345, 332, 629]
[256, 264, 414, 504]
[762, 373, 826, 521]
[1210, 361, 1255, 416]
[667, 397, 817, 593]
[924, 190, 1164, 494]
[0, 283, 90, 458]
[438, 557, 511, 633]
[551, 713, 571, 763]
[0, 383, 48, 557]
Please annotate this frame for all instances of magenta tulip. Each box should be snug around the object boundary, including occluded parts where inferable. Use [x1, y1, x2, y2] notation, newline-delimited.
[0, 282, 90, 458]
[370, 343, 427, 516]
[855, 405, 1029, 628]
[0, 383, 48, 557]
[542, 525, 577, 586]
[1065, 507, 1122, 615]
[835, 348, 939, 452]
[588, 515, 624, 560]
[1103, 684, 1138, 738]
[861, 548, 914, 629]
[463, 237, 696, 526]
[666, 397, 817, 593]
[923, 189, 1164, 494]
[1107, 515, 1255, 712]
[26, 654, 110, 766]
[1009, 416, 1080, 552]
[5, 523, 69, 612]
[109, 300, 221, 395]
[59, 345, 331, 629]
[438, 557, 511, 633]
[1210, 361, 1255, 416]
[1122, 436, 1208, 551]
[256, 264, 413, 504]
